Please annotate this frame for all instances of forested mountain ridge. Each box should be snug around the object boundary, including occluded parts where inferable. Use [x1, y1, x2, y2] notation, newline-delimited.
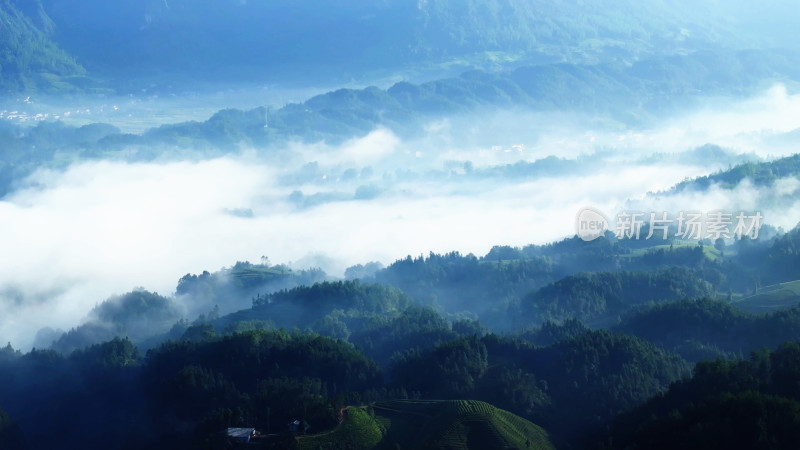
[607, 342, 800, 449]
[615, 298, 800, 362]
[38, 217, 800, 355]
[0, 0, 85, 93]
[516, 267, 715, 326]
[1, 49, 799, 199]
[668, 153, 800, 193]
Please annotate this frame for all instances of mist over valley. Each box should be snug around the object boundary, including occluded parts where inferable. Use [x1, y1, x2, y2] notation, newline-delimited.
[1, 1, 800, 449]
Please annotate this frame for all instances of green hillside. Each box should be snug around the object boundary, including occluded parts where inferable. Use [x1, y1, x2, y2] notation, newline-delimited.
[300, 400, 553, 450]
[734, 280, 800, 314]
[0, 0, 86, 93]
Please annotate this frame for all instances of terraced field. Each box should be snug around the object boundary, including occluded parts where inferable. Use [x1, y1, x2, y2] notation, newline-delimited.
[299, 399, 553, 449]
[299, 407, 383, 450]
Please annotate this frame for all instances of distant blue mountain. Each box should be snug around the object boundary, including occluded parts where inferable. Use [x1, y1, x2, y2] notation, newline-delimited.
[33, 0, 799, 91]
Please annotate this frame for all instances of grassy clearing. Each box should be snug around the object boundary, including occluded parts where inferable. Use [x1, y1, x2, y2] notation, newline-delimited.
[733, 280, 800, 314]
[624, 242, 723, 261]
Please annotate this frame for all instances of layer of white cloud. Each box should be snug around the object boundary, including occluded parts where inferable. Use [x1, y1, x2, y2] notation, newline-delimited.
[1, 84, 799, 349]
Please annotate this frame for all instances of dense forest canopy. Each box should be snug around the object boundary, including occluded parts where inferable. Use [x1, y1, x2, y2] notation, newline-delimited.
[0, 218, 796, 447]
